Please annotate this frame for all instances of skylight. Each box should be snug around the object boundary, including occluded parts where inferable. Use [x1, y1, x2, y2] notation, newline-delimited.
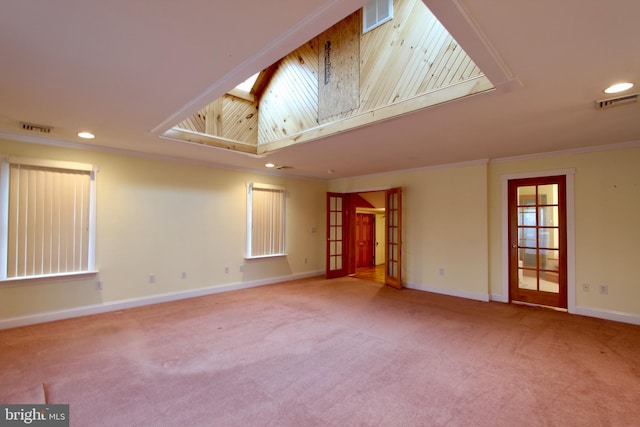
[235, 72, 260, 93]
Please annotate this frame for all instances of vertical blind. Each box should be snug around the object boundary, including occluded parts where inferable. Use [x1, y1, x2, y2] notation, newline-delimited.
[249, 185, 285, 257]
[7, 164, 91, 278]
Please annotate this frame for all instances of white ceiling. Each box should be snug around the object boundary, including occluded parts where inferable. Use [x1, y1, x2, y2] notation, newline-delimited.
[1, 0, 639, 180]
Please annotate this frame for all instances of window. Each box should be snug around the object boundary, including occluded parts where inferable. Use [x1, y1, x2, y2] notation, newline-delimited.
[0, 156, 97, 281]
[234, 72, 260, 93]
[246, 183, 286, 258]
[227, 72, 260, 102]
[363, 0, 394, 34]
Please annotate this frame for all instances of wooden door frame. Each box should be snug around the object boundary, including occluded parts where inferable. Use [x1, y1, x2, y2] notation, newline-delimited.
[508, 175, 567, 308]
[500, 169, 576, 313]
[326, 193, 349, 279]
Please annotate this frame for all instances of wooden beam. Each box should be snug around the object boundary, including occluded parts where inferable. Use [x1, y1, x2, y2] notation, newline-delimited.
[226, 88, 255, 103]
[162, 128, 258, 155]
[205, 98, 224, 136]
[258, 75, 494, 154]
[252, 63, 279, 100]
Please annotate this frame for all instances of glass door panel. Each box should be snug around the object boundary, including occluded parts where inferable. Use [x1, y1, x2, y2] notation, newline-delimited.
[385, 188, 402, 289]
[509, 176, 566, 308]
[326, 193, 347, 278]
[516, 184, 559, 293]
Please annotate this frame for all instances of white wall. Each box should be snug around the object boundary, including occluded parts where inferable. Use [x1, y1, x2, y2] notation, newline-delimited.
[330, 143, 640, 324]
[329, 161, 490, 301]
[0, 138, 326, 324]
[3, 137, 639, 327]
[488, 144, 640, 323]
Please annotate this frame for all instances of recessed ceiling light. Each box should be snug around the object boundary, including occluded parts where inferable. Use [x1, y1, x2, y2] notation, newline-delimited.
[265, 163, 275, 168]
[77, 131, 95, 139]
[604, 82, 634, 94]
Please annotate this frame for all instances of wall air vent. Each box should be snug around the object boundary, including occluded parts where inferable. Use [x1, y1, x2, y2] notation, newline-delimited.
[20, 122, 53, 133]
[363, 0, 393, 34]
[595, 93, 638, 110]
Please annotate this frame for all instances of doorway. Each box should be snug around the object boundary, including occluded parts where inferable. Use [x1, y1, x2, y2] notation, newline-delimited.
[326, 188, 402, 288]
[354, 192, 386, 284]
[508, 176, 567, 309]
[354, 210, 384, 283]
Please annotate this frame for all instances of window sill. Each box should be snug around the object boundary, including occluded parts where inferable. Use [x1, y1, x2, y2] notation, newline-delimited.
[245, 254, 288, 260]
[0, 271, 99, 287]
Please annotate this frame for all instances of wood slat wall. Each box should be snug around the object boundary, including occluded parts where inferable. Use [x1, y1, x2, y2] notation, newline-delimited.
[175, 109, 206, 133]
[178, 0, 485, 147]
[176, 95, 258, 144]
[357, 0, 483, 117]
[257, 0, 484, 144]
[221, 95, 258, 144]
[258, 40, 320, 145]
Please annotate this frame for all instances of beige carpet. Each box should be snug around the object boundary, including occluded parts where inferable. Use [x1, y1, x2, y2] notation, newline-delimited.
[1, 276, 639, 426]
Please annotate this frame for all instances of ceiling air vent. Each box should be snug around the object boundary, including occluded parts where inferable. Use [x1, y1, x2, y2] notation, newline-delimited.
[595, 93, 638, 110]
[20, 122, 53, 134]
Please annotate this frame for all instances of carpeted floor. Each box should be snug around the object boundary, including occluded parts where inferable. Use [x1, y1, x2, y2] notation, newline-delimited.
[1, 276, 639, 426]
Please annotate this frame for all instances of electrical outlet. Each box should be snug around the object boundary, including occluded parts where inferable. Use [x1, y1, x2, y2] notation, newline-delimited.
[95, 280, 103, 290]
[181, 272, 187, 279]
[148, 274, 156, 284]
[304, 257, 308, 264]
[225, 267, 229, 274]
[599, 284, 608, 295]
[582, 283, 590, 292]
[438, 267, 445, 276]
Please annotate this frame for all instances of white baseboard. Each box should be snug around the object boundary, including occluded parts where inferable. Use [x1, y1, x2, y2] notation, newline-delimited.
[0, 270, 324, 330]
[574, 306, 640, 326]
[414, 288, 640, 326]
[6, 274, 638, 330]
[406, 282, 490, 302]
[487, 294, 640, 326]
[490, 293, 509, 303]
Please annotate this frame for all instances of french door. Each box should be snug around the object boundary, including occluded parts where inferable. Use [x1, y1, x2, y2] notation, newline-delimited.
[508, 176, 567, 308]
[326, 188, 402, 288]
[385, 188, 402, 289]
[326, 193, 348, 279]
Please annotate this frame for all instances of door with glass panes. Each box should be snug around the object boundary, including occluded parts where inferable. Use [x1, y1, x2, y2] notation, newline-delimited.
[508, 176, 567, 308]
[326, 193, 348, 279]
